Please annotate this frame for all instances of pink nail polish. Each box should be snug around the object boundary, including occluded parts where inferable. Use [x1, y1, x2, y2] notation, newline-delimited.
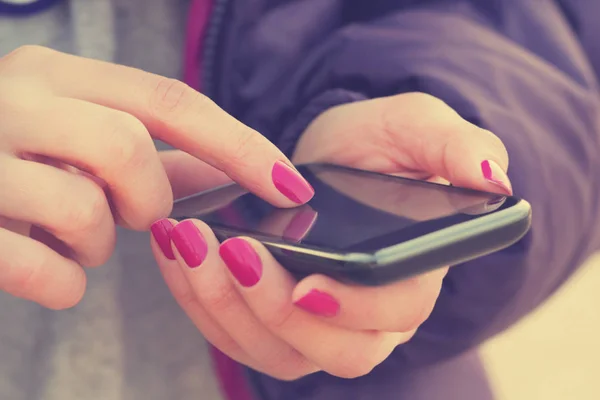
[171, 220, 208, 268]
[219, 238, 262, 287]
[150, 219, 176, 260]
[481, 160, 512, 194]
[294, 289, 340, 318]
[272, 161, 315, 204]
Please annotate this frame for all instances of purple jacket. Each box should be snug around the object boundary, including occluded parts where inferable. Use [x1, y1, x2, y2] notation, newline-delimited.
[193, 1, 600, 399]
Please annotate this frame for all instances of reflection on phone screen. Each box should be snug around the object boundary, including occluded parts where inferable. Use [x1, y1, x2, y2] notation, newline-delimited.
[172, 165, 507, 252]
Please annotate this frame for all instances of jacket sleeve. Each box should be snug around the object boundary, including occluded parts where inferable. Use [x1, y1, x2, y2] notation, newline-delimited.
[223, 0, 600, 368]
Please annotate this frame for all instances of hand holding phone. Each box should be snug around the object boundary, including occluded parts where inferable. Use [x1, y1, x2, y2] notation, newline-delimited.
[171, 163, 531, 285]
[156, 94, 528, 381]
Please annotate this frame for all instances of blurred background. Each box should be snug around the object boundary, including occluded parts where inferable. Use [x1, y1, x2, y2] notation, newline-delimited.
[482, 253, 600, 400]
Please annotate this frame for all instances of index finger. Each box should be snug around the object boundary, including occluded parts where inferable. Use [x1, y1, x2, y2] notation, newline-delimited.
[8, 46, 314, 207]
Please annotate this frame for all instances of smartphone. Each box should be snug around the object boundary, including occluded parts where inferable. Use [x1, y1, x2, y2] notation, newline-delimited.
[170, 163, 531, 285]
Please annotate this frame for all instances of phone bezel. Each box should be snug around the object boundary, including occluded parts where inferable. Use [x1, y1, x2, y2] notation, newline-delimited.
[208, 199, 530, 266]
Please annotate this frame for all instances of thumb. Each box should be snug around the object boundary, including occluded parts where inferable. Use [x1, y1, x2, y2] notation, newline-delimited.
[377, 93, 512, 194]
[159, 150, 232, 200]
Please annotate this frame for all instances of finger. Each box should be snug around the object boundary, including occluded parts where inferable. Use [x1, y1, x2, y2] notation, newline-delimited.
[165, 219, 316, 380]
[149, 219, 257, 369]
[159, 150, 231, 200]
[3, 47, 314, 207]
[22, 153, 110, 189]
[322, 93, 511, 194]
[218, 237, 409, 378]
[0, 155, 115, 267]
[0, 89, 172, 230]
[0, 227, 86, 309]
[292, 268, 447, 332]
[380, 93, 512, 193]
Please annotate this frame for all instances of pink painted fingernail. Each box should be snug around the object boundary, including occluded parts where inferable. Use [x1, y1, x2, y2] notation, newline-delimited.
[294, 290, 340, 318]
[219, 238, 263, 287]
[481, 160, 512, 194]
[150, 219, 176, 260]
[283, 208, 318, 242]
[171, 220, 208, 268]
[272, 161, 315, 204]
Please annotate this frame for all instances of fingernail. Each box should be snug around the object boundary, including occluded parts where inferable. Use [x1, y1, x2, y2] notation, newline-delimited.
[150, 219, 176, 260]
[481, 160, 512, 194]
[171, 220, 208, 268]
[272, 161, 315, 204]
[294, 289, 340, 318]
[219, 238, 262, 287]
[283, 208, 318, 242]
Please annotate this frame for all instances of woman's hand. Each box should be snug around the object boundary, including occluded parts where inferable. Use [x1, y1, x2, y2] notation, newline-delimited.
[294, 92, 511, 194]
[0, 46, 313, 309]
[153, 93, 513, 380]
[153, 218, 439, 380]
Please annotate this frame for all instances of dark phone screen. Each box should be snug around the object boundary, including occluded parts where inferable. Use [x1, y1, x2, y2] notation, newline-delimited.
[171, 164, 513, 253]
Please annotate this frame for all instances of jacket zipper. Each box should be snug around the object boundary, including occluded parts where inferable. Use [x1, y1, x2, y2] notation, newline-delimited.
[201, 0, 229, 99]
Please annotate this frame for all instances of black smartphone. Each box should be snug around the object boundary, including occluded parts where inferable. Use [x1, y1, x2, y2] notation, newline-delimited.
[170, 163, 531, 285]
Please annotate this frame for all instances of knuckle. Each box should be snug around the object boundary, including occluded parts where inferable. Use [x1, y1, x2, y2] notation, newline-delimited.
[390, 92, 456, 129]
[261, 303, 295, 331]
[231, 126, 261, 158]
[148, 77, 208, 120]
[0, 45, 55, 75]
[105, 113, 152, 171]
[221, 125, 268, 177]
[481, 128, 509, 159]
[405, 92, 449, 113]
[200, 284, 239, 314]
[0, 79, 48, 116]
[176, 288, 211, 323]
[61, 184, 108, 235]
[412, 91, 443, 104]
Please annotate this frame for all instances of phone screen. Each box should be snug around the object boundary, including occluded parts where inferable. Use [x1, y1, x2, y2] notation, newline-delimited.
[171, 164, 513, 253]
